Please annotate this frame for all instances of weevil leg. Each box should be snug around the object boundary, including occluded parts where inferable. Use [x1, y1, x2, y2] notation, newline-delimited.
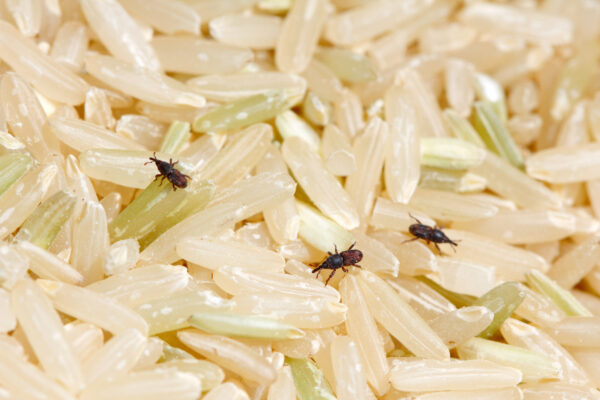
[348, 242, 355, 250]
[401, 237, 419, 244]
[408, 213, 422, 224]
[327, 252, 332, 256]
[334, 244, 338, 254]
[342, 267, 348, 272]
[434, 243, 443, 255]
[354, 264, 362, 269]
[324, 269, 336, 286]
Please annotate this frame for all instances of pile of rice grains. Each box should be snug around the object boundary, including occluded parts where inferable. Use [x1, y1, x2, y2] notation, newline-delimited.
[2, 0, 600, 399]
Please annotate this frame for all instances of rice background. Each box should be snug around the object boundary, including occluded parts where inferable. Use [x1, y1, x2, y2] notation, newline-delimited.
[0, 0, 600, 399]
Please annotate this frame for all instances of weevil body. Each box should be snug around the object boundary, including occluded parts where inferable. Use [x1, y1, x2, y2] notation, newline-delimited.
[405, 213, 458, 254]
[145, 153, 191, 191]
[312, 243, 363, 286]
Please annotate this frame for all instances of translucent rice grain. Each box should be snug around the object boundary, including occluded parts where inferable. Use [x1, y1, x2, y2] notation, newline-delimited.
[132, 338, 163, 370]
[15, 241, 84, 285]
[420, 138, 485, 170]
[508, 79, 539, 116]
[0, 153, 32, 200]
[429, 307, 493, 348]
[322, 124, 356, 177]
[370, 197, 436, 231]
[5, 0, 42, 37]
[12, 279, 84, 391]
[526, 270, 592, 317]
[198, 124, 272, 186]
[302, 91, 331, 126]
[84, 87, 115, 129]
[473, 73, 508, 123]
[316, 47, 376, 83]
[177, 238, 284, 273]
[286, 357, 336, 400]
[385, 106, 420, 204]
[87, 264, 189, 307]
[188, 72, 305, 104]
[471, 151, 561, 209]
[1, 72, 59, 162]
[185, 0, 259, 21]
[178, 330, 276, 384]
[85, 54, 206, 108]
[470, 282, 526, 339]
[548, 235, 600, 288]
[296, 201, 355, 254]
[334, 88, 364, 139]
[435, 258, 496, 297]
[459, 2, 573, 45]
[204, 382, 250, 400]
[453, 209, 576, 244]
[0, 164, 56, 240]
[83, 328, 146, 385]
[500, 318, 590, 386]
[0, 339, 77, 400]
[268, 365, 296, 400]
[445, 229, 548, 281]
[282, 136, 359, 230]
[507, 114, 543, 146]
[545, 316, 600, 348]
[330, 337, 368, 400]
[193, 92, 291, 133]
[14, 190, 76, 249]
[189, 312, 304, 340]
[386, 276, 456, 321]
[158, 359, 224, 391]
[50, 21, 89, 70]
[338, 275, 387, 395]
[352, 232, 399, 276]
[80, 0, 161, 72]
[409, 188, 498, 222]
[233, 292, 347, 329]
[369, 230, 437, 276]
[50, 117, 146, 152]
[152, 36, 253, 75]
[555, 101, 588, 148]
[420, 23, 478, 54]
[140, 172, 295, 264]
[120, 0, 200, 35]
[472, 101, 524, 168]
[358, 270, 449, 359]
[64, 323, 104, 364]
[38, 279, 149, 336]
[210, 14, 281, 49]
[445, 59, 475, 117]
[457, 337, 561, 382]
[325, 0, 435, 45]
[345, 117, 388, 220]
[80, 369, 201, 400]
[444, 109, 485, 147]
[0, 245, 28, 290]
[0, 289, 15, 333]
[0, 21, 89, 104]
[567, 347, 600, 388]
[71, 201, 109, 284]
[214, 265, 339, 301]
[520, 382, 600, 400]
[301, 59, 344, 103]
[414, 387, 523, 400]
[389, 359, 521, 392]
[257, 145, 300, 244]
[116, 114, 166, 148]
[135, 289, 233, 335]
[103, 239, 139, 276]
[275, 0, 327, 73]
[275, 110, 321, 151]
[527, 142, 600, 183]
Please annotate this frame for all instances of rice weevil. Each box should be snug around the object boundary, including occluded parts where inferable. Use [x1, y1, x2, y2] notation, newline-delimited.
[312, 243, 363, 286]
[145, 152, 191, 191]
[404, 213, 458, 254]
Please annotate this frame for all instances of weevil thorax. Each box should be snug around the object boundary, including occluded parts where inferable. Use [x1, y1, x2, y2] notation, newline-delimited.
[327, 253, 344, 268]
[156, 159, 173, 175]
